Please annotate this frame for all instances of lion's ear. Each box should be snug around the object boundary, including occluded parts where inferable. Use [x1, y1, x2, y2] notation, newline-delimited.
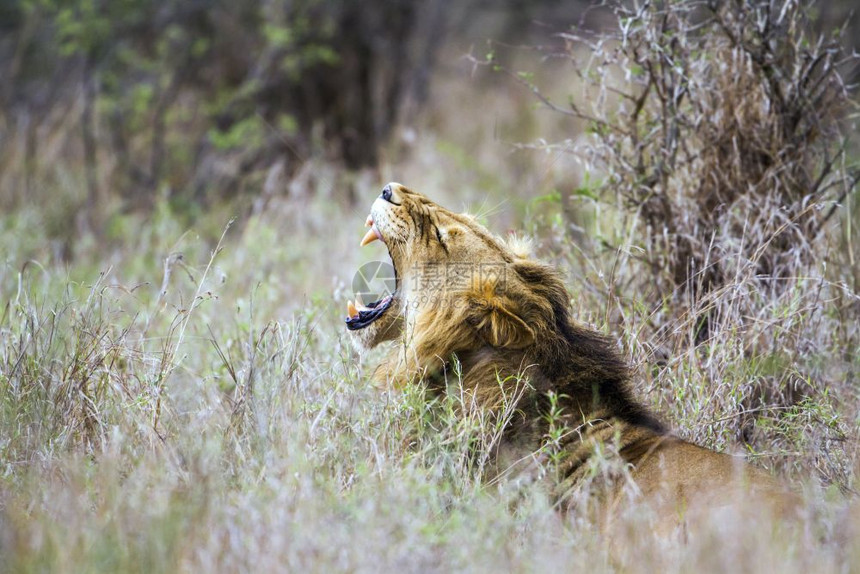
[468, 281, 535, 349]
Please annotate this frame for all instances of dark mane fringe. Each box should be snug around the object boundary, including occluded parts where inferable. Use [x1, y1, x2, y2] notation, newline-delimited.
[514, 260, 666, 434]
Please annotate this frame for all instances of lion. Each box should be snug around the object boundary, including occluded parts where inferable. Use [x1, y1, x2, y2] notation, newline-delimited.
[345, 182, 798, 534]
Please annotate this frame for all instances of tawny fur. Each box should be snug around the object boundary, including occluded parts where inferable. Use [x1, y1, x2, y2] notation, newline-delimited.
[351, 183, 797, 532]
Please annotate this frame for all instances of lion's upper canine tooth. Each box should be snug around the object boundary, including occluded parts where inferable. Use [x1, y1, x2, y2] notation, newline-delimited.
[347, 300, 358, 318]
[365, 215, 373, 227]
[360, 227, 381, 247]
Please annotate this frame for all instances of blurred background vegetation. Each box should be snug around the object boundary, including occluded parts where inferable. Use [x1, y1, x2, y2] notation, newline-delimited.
[2, 1, 860, 570]
[1, 0, 855, 242]
[0, 0, 601, 231]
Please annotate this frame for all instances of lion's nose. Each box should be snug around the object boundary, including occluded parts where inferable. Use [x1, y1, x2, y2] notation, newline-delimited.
[381, 184, 392, 202]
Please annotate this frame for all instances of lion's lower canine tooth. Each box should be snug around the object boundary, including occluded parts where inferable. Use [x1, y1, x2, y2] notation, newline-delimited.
[347, 300, 358, 317]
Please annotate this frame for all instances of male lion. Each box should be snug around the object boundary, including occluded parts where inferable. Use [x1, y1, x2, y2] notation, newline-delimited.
[345, 182, 796, 533]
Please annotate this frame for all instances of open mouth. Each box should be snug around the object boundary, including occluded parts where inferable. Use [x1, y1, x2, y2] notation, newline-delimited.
[345, 294, 394, 330]
[345, 214, 398, 331]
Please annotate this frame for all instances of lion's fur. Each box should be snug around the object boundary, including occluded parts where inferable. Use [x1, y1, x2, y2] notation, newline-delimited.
[352, 183, 797, 531]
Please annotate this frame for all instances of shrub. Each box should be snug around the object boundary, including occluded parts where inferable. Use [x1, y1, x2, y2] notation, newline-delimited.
[559, 1, 856, 305]
[484, 0, 859, 487]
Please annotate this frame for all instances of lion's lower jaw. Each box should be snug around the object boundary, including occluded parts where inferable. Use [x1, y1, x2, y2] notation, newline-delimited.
[348, 329, 377, 354]
[348, 308, 405, 353]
